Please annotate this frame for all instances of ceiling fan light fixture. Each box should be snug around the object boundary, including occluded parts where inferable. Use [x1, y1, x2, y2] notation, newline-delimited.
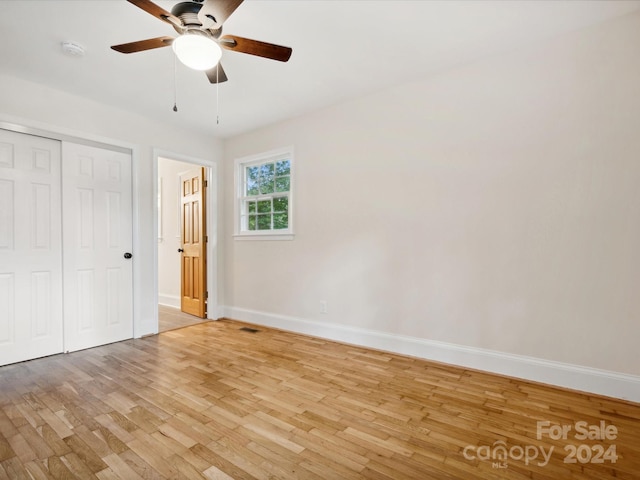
[172, 33, 222, 71]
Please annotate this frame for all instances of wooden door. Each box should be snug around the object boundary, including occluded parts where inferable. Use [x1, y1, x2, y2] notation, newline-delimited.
[62, 142, 133, 352]
[0, 129, 63, 365]
[180, 167, 207, 318]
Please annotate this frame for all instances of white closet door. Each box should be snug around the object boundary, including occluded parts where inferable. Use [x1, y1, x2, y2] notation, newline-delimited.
[62, 142, 133, 352]
[0, 129, 63, 365]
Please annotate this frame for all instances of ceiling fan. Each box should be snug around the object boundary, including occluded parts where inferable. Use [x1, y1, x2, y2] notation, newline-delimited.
[111, 0, 293, 84]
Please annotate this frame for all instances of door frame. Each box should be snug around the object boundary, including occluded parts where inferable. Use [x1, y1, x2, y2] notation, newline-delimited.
[152, 149, 218, 331]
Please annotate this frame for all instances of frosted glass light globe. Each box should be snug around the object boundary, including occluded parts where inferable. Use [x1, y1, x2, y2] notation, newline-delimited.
[172, 34, 222, 71]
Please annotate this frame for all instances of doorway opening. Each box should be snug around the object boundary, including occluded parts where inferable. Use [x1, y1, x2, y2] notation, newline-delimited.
[156, 154, 216, 333]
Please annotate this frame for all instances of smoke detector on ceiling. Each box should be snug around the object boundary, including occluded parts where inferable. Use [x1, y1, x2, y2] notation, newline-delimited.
[61, 41, 85, 57]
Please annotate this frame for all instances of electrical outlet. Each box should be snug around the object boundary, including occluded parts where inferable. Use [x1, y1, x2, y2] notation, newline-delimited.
[320, 300, 328, 314]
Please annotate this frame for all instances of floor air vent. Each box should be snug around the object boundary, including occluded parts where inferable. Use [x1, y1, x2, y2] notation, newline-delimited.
[239, 327, 260, 333]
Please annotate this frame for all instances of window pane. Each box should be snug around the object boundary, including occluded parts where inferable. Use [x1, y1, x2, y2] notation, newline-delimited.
[275, 160, 290, 176]
[257, 199, 271, 214]
[261, 163, 274, 176]
[273, 196, 288, 213]
[247, 166, 259, 181]
[248, 215, 257, 230]
[247, 201, 256, 214]
[259, 163, 275, 194]
[275, 176, 290, 193]
[259, 179, 274, 194]
[246, 178, 259, 196]
[257, 214, 271, 230]
[273, 213, 288, 230]
[246, 166, 260, 195]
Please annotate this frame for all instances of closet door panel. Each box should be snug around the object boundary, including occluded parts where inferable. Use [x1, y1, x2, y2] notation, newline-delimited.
[0, 129, 63, 366]
[62, 142, 133, 352]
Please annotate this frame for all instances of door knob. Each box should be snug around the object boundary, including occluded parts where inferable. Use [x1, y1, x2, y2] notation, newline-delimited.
[124, 252, 132, 259]
[178, 248, 184, 253]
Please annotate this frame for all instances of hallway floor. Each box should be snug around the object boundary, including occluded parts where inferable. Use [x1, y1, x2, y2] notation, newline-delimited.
[158, 304, 206, 332]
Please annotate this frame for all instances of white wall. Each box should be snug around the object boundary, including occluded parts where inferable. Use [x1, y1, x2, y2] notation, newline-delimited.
[0, 73, 223, 336]
[223, 11, 640, 397]
[157, 157, 194, 308]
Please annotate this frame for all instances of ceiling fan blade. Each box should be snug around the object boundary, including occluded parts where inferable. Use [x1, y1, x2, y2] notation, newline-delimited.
[205, 63, 228, 84]
[127, 0, 182, 28]
[111, 36, 174, 54]
[198, 0, 244, 29]
[219, 35, 292, 62]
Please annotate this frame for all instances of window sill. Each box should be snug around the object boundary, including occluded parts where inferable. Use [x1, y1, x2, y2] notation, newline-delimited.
[233, 232, 295, 241]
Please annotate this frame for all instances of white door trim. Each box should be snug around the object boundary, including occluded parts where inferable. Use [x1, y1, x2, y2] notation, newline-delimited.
[0, 121, 131, 154]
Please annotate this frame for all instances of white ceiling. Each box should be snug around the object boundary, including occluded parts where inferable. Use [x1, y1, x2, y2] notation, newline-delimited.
[1, 0, 639, 139]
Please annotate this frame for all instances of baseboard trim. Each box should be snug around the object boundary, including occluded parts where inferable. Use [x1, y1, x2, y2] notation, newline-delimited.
[158, 294, 180, 309]
[223, 306, 640, 404]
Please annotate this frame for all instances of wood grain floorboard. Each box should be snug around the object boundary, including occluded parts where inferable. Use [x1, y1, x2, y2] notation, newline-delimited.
[158, 305, 206, 333]
[0, 319, 638, 479]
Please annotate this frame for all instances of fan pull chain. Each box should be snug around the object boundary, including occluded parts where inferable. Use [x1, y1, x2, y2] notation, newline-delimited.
[173, 54, 178, 112]
[216, 63, 220, 125]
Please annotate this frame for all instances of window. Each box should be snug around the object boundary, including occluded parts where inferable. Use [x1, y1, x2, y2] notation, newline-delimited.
[234, 147, 293, 239]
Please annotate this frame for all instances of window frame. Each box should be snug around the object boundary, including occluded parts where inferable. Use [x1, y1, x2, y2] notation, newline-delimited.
[233, 146, 294, 240]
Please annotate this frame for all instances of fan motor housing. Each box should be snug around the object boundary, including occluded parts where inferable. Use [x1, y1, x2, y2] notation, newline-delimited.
[170, 1, 221, 37]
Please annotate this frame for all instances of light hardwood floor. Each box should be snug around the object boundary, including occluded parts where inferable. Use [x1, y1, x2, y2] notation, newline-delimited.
[0, 319, 638, 479]
[158, 304, 206, 333]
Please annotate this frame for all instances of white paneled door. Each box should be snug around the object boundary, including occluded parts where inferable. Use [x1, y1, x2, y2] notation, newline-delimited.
[0, 129, 64, 365]
[0, 131, 133, 365]
[62, 142, 133, 352]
